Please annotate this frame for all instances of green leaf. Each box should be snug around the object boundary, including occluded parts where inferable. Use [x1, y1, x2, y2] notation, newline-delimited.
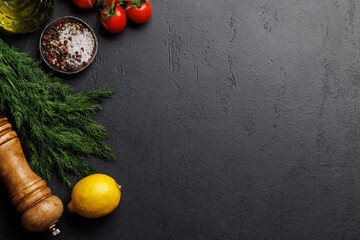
[0, 39, 116, 187]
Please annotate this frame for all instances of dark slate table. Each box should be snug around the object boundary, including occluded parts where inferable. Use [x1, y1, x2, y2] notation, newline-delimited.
[1, 0, 360, 239]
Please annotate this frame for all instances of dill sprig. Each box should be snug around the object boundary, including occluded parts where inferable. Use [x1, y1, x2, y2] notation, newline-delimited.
[0, 39, 115, 187]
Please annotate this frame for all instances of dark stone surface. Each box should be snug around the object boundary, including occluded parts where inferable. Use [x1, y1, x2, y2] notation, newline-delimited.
[1, 0, 360, 239]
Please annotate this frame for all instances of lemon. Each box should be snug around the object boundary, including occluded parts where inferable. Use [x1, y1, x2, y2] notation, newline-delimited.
[68, 174, 121, 218]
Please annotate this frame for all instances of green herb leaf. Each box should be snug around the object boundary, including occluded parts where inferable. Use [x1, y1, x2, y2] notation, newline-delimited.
[0, 39, 115, 187]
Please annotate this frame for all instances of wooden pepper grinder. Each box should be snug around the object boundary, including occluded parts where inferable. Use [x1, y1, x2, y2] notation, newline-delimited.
[0, 118, 63, 236]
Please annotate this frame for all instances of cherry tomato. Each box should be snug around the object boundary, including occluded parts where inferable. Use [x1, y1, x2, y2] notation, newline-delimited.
[72, 0, 96, 9]
[100, 6, 127, 34]
[126, 1, 152, 24]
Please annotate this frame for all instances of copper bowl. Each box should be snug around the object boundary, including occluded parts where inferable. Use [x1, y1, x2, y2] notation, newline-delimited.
[39, 16, 98, 74]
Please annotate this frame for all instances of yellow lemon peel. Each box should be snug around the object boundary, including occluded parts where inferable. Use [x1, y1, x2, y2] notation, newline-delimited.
[68, 174, 121, 218]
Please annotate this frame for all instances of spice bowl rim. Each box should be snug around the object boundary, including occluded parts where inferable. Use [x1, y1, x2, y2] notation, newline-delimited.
[39, 16, 98, 74]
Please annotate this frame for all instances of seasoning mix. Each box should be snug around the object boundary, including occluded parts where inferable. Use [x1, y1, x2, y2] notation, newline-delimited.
[41, 19, 96, 73]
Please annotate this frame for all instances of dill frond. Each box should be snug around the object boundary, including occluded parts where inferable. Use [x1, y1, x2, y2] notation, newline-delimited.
[0, 39, 115, 187]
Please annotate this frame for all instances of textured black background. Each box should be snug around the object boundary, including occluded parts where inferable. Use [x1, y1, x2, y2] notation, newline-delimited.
[1, 0, 360, 239]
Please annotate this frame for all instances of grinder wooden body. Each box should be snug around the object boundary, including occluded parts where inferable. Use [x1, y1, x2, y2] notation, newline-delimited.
[0, 118, 63, 235]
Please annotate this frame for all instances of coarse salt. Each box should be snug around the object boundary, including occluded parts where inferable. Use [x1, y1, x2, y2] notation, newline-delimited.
[59, 25, 94, 67]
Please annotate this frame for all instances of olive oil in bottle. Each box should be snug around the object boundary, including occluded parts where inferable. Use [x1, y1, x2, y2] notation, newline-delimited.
[0, 0, 54, 34]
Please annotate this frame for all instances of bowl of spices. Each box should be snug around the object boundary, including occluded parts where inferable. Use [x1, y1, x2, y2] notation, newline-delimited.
[40, 16, 98, 74]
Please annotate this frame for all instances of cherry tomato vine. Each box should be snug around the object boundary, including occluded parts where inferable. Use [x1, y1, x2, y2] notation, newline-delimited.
[72, 0, 152, 33]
